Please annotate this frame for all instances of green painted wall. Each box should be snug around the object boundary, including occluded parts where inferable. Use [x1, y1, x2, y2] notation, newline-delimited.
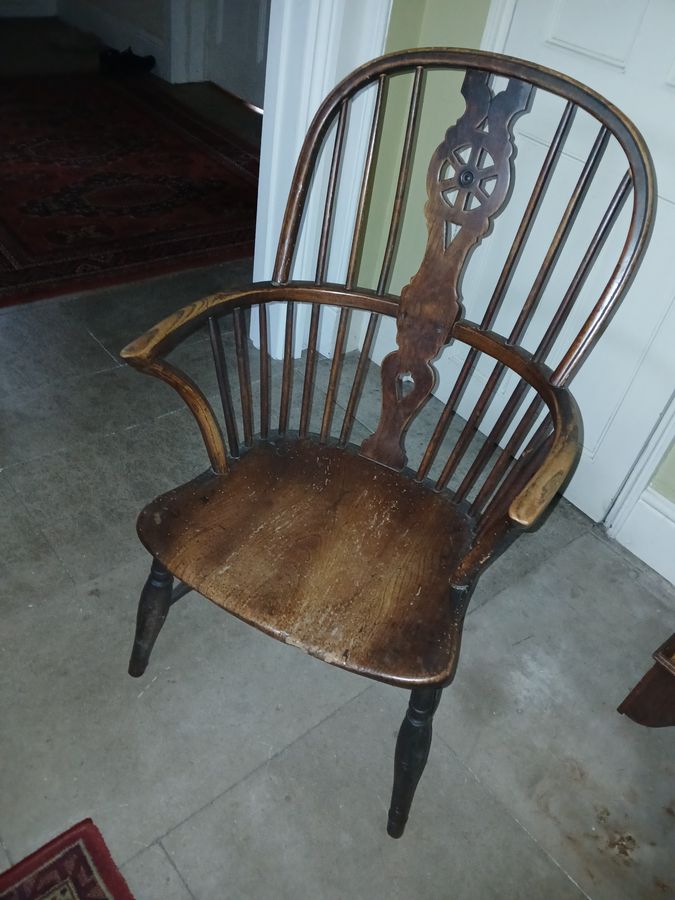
[358, 0, 492, 293]
[651, 441, 675, 502]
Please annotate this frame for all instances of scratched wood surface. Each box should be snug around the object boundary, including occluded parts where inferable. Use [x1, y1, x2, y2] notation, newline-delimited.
[138, 441, 473, 687]
[123, 48, 655, 687]
[124, 49, 657, 838]
[361, 71, 532, 469]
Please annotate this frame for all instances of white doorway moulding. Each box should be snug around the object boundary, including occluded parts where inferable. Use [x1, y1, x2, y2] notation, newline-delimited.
[251, 0, 393, 358]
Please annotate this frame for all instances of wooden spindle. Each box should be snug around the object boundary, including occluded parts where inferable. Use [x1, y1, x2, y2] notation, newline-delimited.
[346, 75, 386, 291]
[537, 173, 631, 366]
[233, 307, 254, 446]
[320, 306, 351, 442]
[470, 395, 544, 514]
[435, 125, 611, 492]
[208, 315, 240, 458]
[345, 75, 387, 291]
[377, 66, 424, 295]
[478, 417, 553, 527]
[316, 100, 349, 285]
[416, 102, 576, 482]
[553, 172, 635, 385]
[338, 312, 379, 446]
[299, 303, 321, 438]
[278, 301, 295, 435]
[455, 172, 631, 504]
[454, 382, 535, 503]
[509, 124, 611, 340]
[258, 303, 270, 440]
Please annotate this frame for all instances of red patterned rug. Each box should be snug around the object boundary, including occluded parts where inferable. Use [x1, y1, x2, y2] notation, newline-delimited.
[0, 74, 259, 308]
[0, 819, 134, 899]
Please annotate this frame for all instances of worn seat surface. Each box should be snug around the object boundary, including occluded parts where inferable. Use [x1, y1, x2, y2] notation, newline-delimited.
[138, 440, 474, 687]
[122, 48, 656, 837]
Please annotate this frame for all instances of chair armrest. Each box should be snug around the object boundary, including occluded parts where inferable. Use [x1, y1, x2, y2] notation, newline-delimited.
[119, 285, 275, 363]
[120, 283, 398, 473]
[508, 387, 581, 528]
[452, 322, 582, 529]
[120, 282, 397, 363]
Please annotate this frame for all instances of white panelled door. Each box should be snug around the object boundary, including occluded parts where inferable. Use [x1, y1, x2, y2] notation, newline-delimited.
[483, 0, 675, 522]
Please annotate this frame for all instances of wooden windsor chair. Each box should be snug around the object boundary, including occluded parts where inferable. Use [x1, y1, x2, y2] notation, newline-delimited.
[121, 49, 655, 838]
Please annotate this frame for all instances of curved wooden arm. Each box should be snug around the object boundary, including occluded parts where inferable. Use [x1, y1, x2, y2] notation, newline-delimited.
[124, 357, 229, 474]
[508, 388, 580, 527]
[453, 322, 582, 528]
[120, 282, 398, 474]
[120, 283, 398, 363]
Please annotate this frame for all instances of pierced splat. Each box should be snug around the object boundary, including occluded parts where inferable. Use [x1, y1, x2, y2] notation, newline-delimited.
[361, 70, 533, 470]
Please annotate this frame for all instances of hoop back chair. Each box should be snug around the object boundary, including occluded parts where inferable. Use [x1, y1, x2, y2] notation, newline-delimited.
[121, 49, 655, 837]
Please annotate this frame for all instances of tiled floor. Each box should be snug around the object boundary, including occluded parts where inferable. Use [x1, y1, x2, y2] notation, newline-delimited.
[1, 263, 674, 900]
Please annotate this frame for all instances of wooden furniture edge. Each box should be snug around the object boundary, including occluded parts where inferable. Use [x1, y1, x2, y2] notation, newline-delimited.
[454, 322, 581, 528]
[119, 284, 399, 363]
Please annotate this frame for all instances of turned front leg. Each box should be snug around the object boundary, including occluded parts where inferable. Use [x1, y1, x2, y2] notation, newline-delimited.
[128, 558, 173, 677]
[387, 685, 443, 838]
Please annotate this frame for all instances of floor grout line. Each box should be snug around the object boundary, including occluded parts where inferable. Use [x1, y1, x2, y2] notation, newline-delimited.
[86, 328, 125, 367]
[158, 842, 197, 900]
[467, 522, 594, 617]
[435, 732, 594, 900]
[140, 682, 375, 862]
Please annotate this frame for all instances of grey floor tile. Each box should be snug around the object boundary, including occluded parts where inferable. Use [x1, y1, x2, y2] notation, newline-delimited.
[0, 472, 74, 612]
[594, 528, 675, 609]
[122, 844, 193, 900]
[163, 686, 584, 900]
[472, 497, 592, 607]
[5, 411, 210, 584]
[0, 557, 366, 867]
[0, 364, 182, 467]
[0, 302, 117, 397]
[0, 843, 11, 872]
[433, 531, 675, 900]
[64, 260, 253, 357]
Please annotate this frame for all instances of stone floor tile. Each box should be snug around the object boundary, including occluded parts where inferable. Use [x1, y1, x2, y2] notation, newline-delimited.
[0, 559, 366, 866]
[5, 411, 213, 584]
[0, 302, 117, 397]
[0, 843, 11, 872]
[0, 472, 74, 612]
[433, 531, 675, 900]
[163, 686, 585, 900]
[63, 260, 253, 357]
[122, 843, 193, 900]
[471, 497, 592, 608]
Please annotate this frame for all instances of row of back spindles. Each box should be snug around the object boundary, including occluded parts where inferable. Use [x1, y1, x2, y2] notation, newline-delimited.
[196, 62, 636, 521]
[202, 302, 556, 520]
[205, 303, 384, 458]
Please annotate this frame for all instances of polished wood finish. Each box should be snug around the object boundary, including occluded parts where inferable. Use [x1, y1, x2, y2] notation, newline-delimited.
[137, 441, 472, 687]
[362, 71, 532, 470]
[128, 559, 173, 678]
[618, 634, 675, 728]
[388, 686, 443, 838]
[121, 48, 655, 837]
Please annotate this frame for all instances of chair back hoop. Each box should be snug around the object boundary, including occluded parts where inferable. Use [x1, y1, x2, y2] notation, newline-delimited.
[273, 49, 655, 374]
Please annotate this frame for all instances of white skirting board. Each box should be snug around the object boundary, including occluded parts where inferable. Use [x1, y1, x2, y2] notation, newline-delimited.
[611, 487, 675, 585]
[58, 0, 169, 79]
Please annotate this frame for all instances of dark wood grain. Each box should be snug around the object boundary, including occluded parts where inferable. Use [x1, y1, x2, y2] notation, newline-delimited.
[121, 47, 656, 839]
[138, 441, 473, 688]
[362, 70, 532, 470]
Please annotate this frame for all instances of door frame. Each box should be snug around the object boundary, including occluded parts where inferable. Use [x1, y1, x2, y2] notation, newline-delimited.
[252, 0, 393, 358]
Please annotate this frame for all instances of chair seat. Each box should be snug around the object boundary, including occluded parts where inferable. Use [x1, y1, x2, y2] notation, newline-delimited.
[138, 440, 474, 687]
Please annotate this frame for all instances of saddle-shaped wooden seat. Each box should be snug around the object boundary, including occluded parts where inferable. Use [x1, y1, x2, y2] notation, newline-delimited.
[139, 441, 473, 686]
[122, 49, 655, 838]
